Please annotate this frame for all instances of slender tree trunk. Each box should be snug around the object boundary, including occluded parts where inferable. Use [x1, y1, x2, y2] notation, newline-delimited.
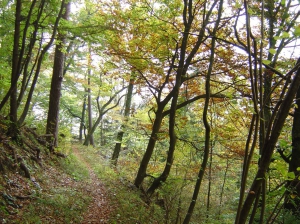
[236, 2, 265, 221]
[183, 1, 222, 221]
[257, 3, 273, 217]
[100, 119, 105, 146]
[135, 0, 191, 190]
[0, 0, 22, 113]
[87, 61, 94, 145]
[285, 59, 300, 214]
[134, 0, 221, 191]
[182, 66, 211, 224]
[7, 0, 21, 140]
[86, 45, 94, 146]
[206, 141, 213, 219]
[134, 105, 165, 188]
[83, 86, 127, 146]
[237, 60, 300, 224]
[84, 106, 100, 146]
[218, 159, 229, 219]
[146, 77, 181, 195]
[17, 0, 64, 127]
[111, 78, 134, 165]
[16, 0, 38, 108]
[79, 96, 87, 143]
[46, 1, 70, 151]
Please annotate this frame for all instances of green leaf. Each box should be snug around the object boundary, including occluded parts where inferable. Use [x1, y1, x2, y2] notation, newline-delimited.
[262, 60, 271, 65]
[235, 1, 242, 9]
[281, 0, 286, 5]
[294, 26, 300, 37]
[274, 36, 281, 40]
[281, 32, 290, 38]
[269, 48, 276, 55]
[279, 139, 288, 148]
[287, 172, 295, 180]
[248, 8, 254, 15]
[231, 100, 238, 105]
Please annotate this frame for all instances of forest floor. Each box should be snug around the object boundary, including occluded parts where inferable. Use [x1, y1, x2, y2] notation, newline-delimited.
[0, 124, 165, 223]
[0, 144, 117, 224]
[71, 146, 113, 223]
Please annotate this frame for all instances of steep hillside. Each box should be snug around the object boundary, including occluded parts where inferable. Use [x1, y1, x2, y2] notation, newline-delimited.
[0, 119, 108, 223]
[0, 119, 165, 223]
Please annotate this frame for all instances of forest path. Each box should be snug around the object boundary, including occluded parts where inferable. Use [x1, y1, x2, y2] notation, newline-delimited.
[72, 146, 113, 224]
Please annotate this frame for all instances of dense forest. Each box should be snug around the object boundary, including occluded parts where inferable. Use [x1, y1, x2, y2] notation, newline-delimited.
[1, 0, 300, 223]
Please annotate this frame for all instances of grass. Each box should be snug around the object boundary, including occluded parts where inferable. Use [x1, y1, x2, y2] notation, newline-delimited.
[2, 148, 92, 224]
[76, 145, 166, 224]
[20, 188, 90, 224]
[0, 141, 242, 223]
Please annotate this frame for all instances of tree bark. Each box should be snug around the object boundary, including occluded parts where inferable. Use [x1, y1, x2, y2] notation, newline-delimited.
[285, 58, 300, 215]
[134, 104, 165, 188]
[146, 69, 182, 195]
[16, 0, 38, 108]
[6, 0, 21, 140]
[111, 78, 134, 165]
[134, 0, 220, 190]
[237, 60, 300, 224]
[79, 96, 87, 142]
[46, 0, 70, 151]
[86, 45, 94, 146]
[83, 86, 127, 146]
[235, 1, 300, 222]
[183, 1, 222, 221]
[18, 0, 64, 127]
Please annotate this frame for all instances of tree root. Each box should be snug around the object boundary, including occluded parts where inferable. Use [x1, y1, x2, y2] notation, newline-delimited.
[17, 157, 30, 179]
[54, 152, 67, 158]
[23, 138, 41, 160]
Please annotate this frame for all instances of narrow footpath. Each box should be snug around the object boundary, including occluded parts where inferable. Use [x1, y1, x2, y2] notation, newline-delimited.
[72, 146, 113, 224]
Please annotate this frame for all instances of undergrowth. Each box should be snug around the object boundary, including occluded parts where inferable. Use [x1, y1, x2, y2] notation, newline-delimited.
[79, 145, 166, 224]
[0, 124, 92, 224]
[0, 122, 238, 224]
[16, 154, 92, 223]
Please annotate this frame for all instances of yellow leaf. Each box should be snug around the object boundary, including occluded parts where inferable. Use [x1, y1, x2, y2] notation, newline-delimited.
[290, 194, 297, 199]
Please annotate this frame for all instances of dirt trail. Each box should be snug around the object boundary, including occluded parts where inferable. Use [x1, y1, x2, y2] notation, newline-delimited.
[72, 146, 113, 224]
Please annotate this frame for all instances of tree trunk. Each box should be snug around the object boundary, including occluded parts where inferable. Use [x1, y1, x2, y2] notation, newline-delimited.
[237, 60, 300, 224]
[86, 45, 94, 146]
[79, 96, 87, 142]
[111, 132, 123, 165]
[218, 159, 229, 219]
[46, 1, 70, 151]
[18, 0, 63, 126]
[285, 58, 300, 215]
[7, 0, 21, 141]
[83, 86, 127, 146]
[134, 105, 165, 188]
[206, 141, 214, 219]
[84, 108, 101, 146]
[134, 0, 220, 191]
[111, 78, 134, 166]
[146, 75, 181, 195]
[16, 0, 39, 108]
[183, 1, 222, 221]
[100, 119, 105, 146]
